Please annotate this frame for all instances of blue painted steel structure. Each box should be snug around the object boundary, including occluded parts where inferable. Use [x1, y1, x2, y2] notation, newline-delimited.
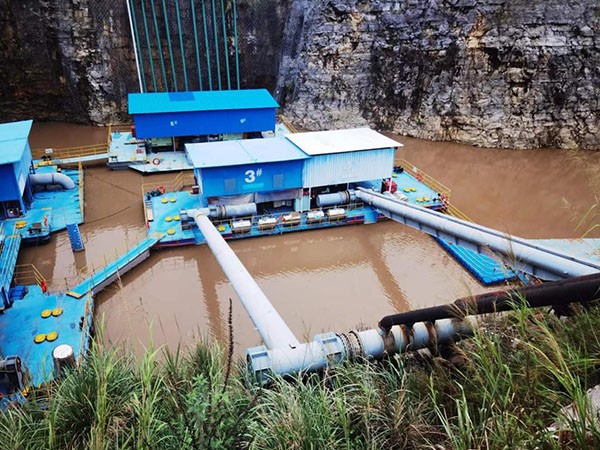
[66, 224, 85, 252]
[187, 138, 307, 198]
[129, 89, 278, 138]
[0, 120, 34, 217]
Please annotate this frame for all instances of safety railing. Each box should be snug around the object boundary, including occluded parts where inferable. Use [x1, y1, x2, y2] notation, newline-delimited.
[277, 115, 298, 133]
[78, 160, 85, 220]
[70, 231, 163, 291]
[396, 158, 451, 197]
[396, 158, 473, 221]
[31, 143, 108, 163]
[13, 264, 46, 287]
[140, 172, 196, 226]
[445, 204, 473, 222]
[107, 124, 134, 146]
[141, 171, 195, 198]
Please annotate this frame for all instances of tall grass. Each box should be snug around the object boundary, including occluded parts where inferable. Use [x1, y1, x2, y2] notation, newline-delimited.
[2, 304, 600, 449]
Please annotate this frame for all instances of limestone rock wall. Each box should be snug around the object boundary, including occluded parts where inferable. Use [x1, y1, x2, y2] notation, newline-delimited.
[1, 0, 598, 149]
[278, 0, 600, 149]
[0, 0, 134, 124]
[0, 0, 289, 125]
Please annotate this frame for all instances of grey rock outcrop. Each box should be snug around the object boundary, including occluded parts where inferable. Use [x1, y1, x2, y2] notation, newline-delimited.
[278, 0, 600, 149]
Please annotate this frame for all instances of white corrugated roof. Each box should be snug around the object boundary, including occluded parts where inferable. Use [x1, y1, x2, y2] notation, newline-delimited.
[285, 128, 403, 156]
[186, 137, 308, 168]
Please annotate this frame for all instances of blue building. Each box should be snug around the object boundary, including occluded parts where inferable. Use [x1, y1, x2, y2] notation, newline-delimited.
[185, 128, 401, 213]
[0, 120, 34, 219]
[129, 89, 279, 145]
[186, 137, 308, 210]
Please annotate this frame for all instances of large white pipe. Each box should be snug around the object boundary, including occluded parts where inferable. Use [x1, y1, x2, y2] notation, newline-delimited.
[246, 317, 476, 383]
[29, 173, 75, 190]
[190, 209, 299, 349]
[355, 188, 600, 280]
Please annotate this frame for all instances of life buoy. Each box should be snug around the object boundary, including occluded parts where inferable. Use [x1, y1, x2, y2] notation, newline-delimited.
[152, 157, 161, 166]
[157, 185, 166, 195]
[416, 171, 424, 182]
[40, 279, 48, 293]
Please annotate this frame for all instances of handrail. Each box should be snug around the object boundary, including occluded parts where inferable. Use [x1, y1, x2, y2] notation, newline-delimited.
[445, 204, 473, 222]
[78, 160, 85, 220]
[396, 158, 473, 221]
[277, 114, 298, 133]
[141, 171, 195, 198]
[107, 124, 134, 147]
[396, 158, 451, 197]
[72, 232, 164, 289]
[31, 143, 108, 161]
[141, 171, 195, 226]
[13, 264, 46, 287]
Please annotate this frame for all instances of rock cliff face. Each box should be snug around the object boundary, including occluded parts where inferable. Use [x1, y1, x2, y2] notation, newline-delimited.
[0, 0, 289, 125]
[1, 0, 598, 149]
[0, 0, 134, 124]
[278, 0, 600, 149]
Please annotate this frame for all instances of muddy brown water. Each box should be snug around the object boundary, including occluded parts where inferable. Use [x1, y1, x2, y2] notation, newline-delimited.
[21, 123, 600, 356]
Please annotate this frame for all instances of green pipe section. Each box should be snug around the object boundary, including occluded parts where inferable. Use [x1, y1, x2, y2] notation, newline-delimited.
[232, 0, 240, 89]
[211, 0, 222, 90]
[140, 0, 157, 91]
[201, 0, 213, 90]
[190, 0, 203, 90]
[219, 0, 231, 90]
[129, 0, 147, 92]
[161, 0, 178, 91]
[175, 0, 189, 91]
[149, 0, 169, 91]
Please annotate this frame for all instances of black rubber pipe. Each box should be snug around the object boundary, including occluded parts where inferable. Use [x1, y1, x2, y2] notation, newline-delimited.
[379, 272, 600, 332]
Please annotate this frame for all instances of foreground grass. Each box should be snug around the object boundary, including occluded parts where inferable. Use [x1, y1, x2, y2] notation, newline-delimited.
[2, 305, 600, 449]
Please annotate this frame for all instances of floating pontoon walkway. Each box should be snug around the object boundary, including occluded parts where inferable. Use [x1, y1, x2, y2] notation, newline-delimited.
[31, 143, 108, 165]
[67, 233, 164, 298]
[435, 238, 517, 285]
[0, 232, 22, 306]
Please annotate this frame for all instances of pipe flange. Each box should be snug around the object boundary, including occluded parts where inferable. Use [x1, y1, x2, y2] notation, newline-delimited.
[348, 330, 364, 358]
[381, 330, 396, 355]
[337, 332, 354, 359]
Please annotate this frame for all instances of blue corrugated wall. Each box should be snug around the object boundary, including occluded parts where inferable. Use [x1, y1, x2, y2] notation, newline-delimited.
[133, 108, 276, 138]
[201, 160, 303, 197]
[0, 164, 20, 201]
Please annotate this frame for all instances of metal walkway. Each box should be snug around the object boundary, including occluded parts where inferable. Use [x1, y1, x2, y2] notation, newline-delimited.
[355, 188, 600, 281]
[0, 232, 22, 306]
[67, 233, 164, 298]
[31, 143, 108, 165]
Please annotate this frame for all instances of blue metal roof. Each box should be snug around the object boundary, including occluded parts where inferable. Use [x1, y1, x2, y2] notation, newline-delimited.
[186, 138, 308, 169]
[0, 120, 33, 164]
[129, 89, 279, 115]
